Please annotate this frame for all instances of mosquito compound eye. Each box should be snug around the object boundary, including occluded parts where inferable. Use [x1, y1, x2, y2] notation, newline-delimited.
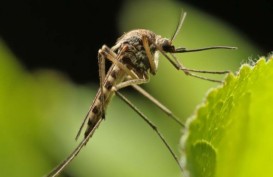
[162, 40, 175, 52]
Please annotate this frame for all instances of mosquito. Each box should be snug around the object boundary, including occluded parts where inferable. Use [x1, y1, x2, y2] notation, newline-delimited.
[46, 12, 236, 177]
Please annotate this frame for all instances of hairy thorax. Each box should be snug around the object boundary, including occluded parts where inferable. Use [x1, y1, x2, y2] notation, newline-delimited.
[113, 29, 160, 77]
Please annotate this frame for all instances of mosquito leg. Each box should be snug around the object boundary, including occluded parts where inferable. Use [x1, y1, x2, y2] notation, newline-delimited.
[169, 54, 225, 82]
[114, 77, 184, 126]
[184, 72, 224, 82]
[156, 44, 228, 82]
[170, 54, 225, 83]
[99, 45, 139, 79]
[112, 78, 148, 91]
[116, 76, 184, 126]
[46, 118, 103, 177]
[115, 91, 183, 172]
[180, 68, 229, 74]
[169, 53, 230, 74]
[142, 35, 156, 74]
[130, 84, 184, 127]
[98, 51, 106, 119]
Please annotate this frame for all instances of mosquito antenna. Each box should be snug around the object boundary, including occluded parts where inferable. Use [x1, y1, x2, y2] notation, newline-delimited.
[171, 11, 187, 42]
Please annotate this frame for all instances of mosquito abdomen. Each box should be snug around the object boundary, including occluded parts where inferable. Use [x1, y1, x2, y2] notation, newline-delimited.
[84, 65, 125, 138]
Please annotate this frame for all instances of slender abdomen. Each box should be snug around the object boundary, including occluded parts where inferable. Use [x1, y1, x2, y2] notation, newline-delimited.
[84, 65, 125, 138]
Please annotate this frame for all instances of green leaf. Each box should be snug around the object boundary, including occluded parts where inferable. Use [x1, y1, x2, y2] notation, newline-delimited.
[181, 57, 273, 177]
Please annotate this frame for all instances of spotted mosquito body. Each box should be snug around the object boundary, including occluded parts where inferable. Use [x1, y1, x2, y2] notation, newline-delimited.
[83, 29, 166, 138]
[46, 12, 236, 177]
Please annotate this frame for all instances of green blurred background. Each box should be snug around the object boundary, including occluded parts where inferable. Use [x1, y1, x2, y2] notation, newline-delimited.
[0, 0, 264, 177]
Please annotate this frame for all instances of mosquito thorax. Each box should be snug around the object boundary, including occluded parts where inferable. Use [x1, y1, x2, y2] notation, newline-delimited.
[114, 29, 160, 76]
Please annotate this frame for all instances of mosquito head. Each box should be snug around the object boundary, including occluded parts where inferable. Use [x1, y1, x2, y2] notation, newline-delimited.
[156, 37, 175, 53]
[155, 11, 186, 53]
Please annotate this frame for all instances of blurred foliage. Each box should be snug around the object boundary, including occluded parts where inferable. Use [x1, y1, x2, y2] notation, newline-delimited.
[0, 0, 262, 177]
[182, 57, 273, 177]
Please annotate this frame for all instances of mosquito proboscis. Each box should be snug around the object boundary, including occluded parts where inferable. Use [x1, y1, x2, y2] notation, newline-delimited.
[45, 12, 236, 177]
